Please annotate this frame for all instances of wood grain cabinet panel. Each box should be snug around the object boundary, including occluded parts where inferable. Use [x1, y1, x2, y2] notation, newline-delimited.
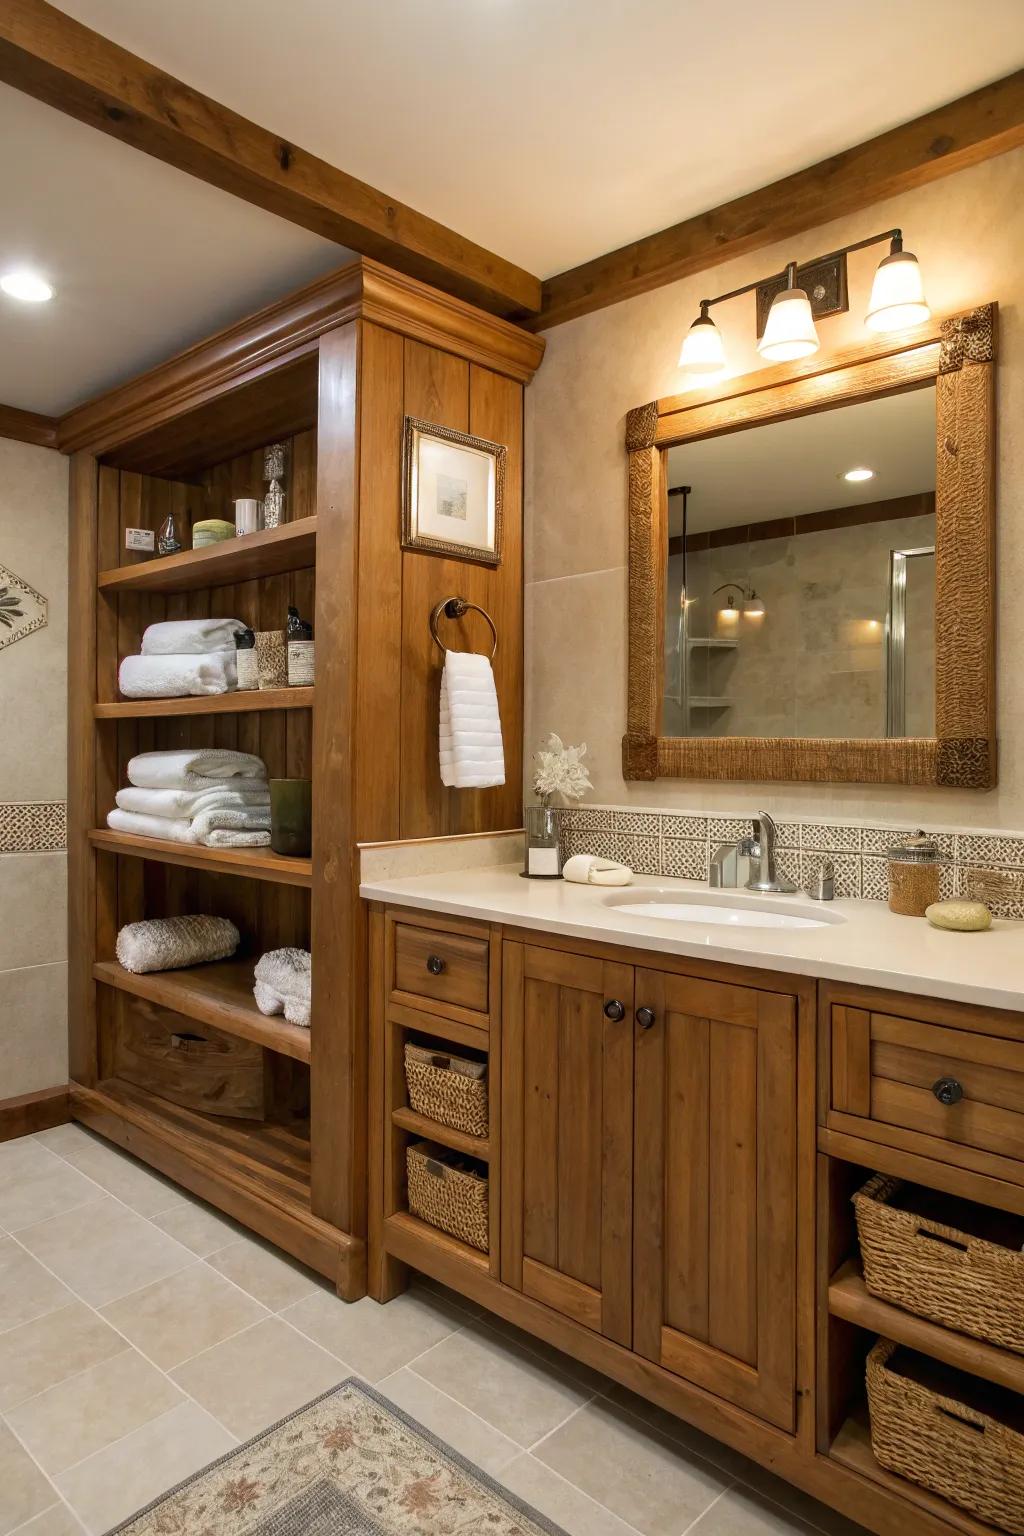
[392, 923, 490, 1015]
[633, 969, 798, 1432]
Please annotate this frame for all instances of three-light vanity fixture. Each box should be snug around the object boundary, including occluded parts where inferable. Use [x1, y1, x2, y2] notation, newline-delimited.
[679, 228, 929, 380]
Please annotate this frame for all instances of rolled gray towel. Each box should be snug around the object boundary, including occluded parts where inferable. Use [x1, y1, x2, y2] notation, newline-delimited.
[115, 915, 240, 975]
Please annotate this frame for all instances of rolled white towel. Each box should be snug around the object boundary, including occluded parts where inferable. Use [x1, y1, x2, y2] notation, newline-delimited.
[141, 618, 246, 656]
[191, 804, 272, 843]
[116, 915, 239, 975]
[119, 652, 236, 699]
[127, 749, 267, 790]
[254, 948, 311, 1028]
[115, 784, 270, 819]
[106, 807, 197, 844]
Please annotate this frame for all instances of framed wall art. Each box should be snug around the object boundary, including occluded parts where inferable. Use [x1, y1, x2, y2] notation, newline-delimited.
[401, 417, 505, 565]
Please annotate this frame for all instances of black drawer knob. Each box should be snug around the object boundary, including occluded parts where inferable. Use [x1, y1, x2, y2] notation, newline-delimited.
[603, 999, 625, 1021]
[636, 1006, 656, 1030]
[932, 1076, 964, 1106]
[426, 954, 446, 976]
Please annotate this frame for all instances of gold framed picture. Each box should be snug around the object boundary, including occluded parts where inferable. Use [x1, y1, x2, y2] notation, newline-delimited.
[401, 417, 505, 565]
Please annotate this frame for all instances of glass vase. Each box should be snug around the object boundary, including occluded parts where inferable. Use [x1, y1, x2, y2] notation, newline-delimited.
[523, 805, 561, 879]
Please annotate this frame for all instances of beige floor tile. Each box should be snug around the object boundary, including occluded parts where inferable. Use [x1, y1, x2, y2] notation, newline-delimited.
[169, 1317, 345, 1440]
[734, 1467, 871, 1536]
[0, 1238, 72, 1333]
[534, 1397, 730, 1536]
[206, 1235, 326, 1311]
[410, 1274, 487, 1319]
[377, 1367, 521, 1475]
[6, 1348, 184, 1476]
[282, 1287, 462, 1381]
[54, 1139, 186, 1219]
[102, 1262, 269, 1370]
[150, 1200, 245, 1257]
[687, 1484, 826, 1536]
[32, 1125, 94, 1158]
[5, 1503, 84, 1534]
[16, 1197, 194, 1308]
[410, 1322, 592, 1449]
[498, 1454, 644, 1536]
[603, 1382, 755, 1479]
[0, 1149, 103, 1235]
[0, 1302, 128, 1412]
[483, 1312, 609, 1393]
[0, 1420, 54, 1536]
[56, 1401, 235, 1536]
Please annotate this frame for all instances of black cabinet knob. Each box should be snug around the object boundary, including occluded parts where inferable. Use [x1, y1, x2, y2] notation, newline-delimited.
[426, 954, 446, 976]
[603, 999, 625, 1021]
[636, 1006, 656, 1030]
[932, 1076, 964, 1106]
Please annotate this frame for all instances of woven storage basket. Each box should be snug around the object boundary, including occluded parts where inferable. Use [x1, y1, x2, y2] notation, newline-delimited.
[407, 1140, 488, 1252]
[404, 1042, 488, 1139]
[854, 1174, 1024, 1353]
[867, 1339, 1024, 1533]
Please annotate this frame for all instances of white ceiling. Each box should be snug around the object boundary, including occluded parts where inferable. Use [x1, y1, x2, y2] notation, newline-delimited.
[667, 386, 937, 533]
[2, 0, 1023, 416]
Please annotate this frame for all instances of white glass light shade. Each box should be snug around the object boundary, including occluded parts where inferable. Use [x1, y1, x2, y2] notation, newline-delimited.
[743, 592, 765, 617]
[679, 313, 727, 377]
[0, 270, 53, 303]
[717, 595, 739, 623]
[757, 288, 819, 362]
[864, 249, 930, 332]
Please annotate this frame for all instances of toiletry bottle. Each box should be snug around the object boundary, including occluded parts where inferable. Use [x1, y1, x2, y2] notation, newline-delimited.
[234, 626, 258, 691]
[234, 498, 262, 536]
[157, 512, 182, 556]
[286, 605, 315, 686]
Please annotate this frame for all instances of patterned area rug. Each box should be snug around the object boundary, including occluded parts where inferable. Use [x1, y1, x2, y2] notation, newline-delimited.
[109, 1378, 569, 1535]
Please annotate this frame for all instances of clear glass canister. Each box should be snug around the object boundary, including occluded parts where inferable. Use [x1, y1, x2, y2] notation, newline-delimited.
[887, 830, 941, 917]
[523, 805, 561, 879]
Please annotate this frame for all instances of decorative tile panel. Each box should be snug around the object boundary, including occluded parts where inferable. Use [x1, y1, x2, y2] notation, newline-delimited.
[662, 838, 708, 879]
[0, 565, 47, 653]
[957, 833, 1024, 869]
[0, 801, 67, 854]
[660, 815, 708, 839]
[801, 823, 862, 853]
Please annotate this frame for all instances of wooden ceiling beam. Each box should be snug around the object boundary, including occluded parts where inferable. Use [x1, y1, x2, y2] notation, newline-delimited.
[0, 0, 542, 318]
[0, 403, 60, 448]
[534, 70, 1024, 331]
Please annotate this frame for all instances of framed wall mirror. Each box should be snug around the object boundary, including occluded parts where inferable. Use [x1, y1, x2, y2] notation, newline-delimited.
[623, 304, 996, 787]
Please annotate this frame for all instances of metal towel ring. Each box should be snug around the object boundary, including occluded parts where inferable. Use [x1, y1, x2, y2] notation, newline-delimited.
[430, 597, 498, 659]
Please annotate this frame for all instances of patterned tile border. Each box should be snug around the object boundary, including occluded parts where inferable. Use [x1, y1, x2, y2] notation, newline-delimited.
[0, 801, 67, 854]
[557, 806, 1024, 919]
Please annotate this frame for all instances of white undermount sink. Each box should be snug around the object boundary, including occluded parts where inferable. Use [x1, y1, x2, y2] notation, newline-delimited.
[603, 888, 847, 930]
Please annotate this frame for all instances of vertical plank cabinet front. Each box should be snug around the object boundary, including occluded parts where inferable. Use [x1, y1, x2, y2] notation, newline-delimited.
[633, 969, 798, 1431]
[502, 942, 633, 1346]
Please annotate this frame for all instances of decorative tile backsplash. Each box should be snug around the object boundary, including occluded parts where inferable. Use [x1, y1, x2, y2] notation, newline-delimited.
[0, 801, 67, 854]
[559, 806, 1024, 919]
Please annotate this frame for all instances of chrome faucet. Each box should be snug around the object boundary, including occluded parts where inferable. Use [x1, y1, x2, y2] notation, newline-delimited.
[746, 812, 797, 894]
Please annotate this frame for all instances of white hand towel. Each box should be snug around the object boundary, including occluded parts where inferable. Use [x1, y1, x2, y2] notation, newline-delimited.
[254, 949, 311, 1028]
[141, 618, 246, 656]
[115, 784, 271, 819]
[119, 652, 236, 699]
[127, 749, 268, 790]
[191, 804, 272, 844]
[204, 828, 272, 848]
[106, 807, 198, 844]
[439, 651, 505, 789]
[116, 915, 239, 975]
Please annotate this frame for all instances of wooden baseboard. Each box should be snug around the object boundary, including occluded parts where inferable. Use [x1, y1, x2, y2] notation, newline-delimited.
[0, 1085, 70, 1142]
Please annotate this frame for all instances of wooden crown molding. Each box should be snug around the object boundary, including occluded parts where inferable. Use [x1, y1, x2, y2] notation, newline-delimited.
[0, 0, 541, 318]
[58, 257, 545, 459]
[534, 70, 1024, 331]
[0, 402, 59, 449]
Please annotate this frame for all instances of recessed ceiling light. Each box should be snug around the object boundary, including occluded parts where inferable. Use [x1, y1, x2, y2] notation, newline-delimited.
[1, 270, 54, 303]
[841, 467, 875, 483]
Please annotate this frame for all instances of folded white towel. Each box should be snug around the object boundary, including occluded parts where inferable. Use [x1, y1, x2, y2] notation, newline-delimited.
[116, 915, 239, 975]
[127, 749, 268, 790]
[204, 829, 272, 848]
[254, 948, 311, 1027]
[115, 784, 271, 819]
[439, 651, 505, 790]
[106, 807, 198, 843]
[141, 618, 246, 656]
[192, 805, 272, 845]
[119, 652, 236, 699]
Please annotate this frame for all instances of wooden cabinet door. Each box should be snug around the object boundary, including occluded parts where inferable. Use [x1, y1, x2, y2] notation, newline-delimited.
[633, 968, 798, 1430]
[501, 942, 634, 1346]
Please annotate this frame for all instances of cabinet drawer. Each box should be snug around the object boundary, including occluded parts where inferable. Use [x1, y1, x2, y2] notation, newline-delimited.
[831, 1005, 1024, 1168]
[392, 922, 489, 1014]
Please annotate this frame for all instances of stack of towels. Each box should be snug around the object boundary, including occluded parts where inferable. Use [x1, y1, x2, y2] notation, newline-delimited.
[107, 748, 272, 848]
[119, 618, 244, 699]
[439, 650, 505, 789]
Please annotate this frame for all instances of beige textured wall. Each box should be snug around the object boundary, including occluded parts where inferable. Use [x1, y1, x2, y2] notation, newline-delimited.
[0, 438, 68, 1096]
[525, 147, 1024, 828]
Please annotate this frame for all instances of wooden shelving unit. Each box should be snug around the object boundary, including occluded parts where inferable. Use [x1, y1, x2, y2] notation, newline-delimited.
[89, 829, 312, 887]
[97, 517, 318, 593]
[95, 687, 313, 719]
[391, 1105, 490, 1160]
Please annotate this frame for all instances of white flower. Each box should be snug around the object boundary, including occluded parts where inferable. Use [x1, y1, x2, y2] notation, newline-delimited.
[532, 733, 593, 805]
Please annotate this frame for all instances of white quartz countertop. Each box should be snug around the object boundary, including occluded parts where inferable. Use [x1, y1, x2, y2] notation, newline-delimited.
[359, 864, 1024, 1013]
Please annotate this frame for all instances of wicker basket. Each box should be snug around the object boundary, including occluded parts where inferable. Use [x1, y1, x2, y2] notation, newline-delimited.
[407, 1140, 488, 1252]
[404, 1042, 488, 1139]
[867, 1338, 1024, 1533]
[854, 1174, 1024, 1353]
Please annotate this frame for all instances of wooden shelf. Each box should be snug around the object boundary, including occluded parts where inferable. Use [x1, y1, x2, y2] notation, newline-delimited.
[383, 1210, 490, 1274]
[830, 1406, 1000, 1536]
[391, 1105, 490, 1160]
[97, 517, 317, 594]
[95, 687, 313, 720]
[94, 957, 311, 1064]
[89, 828, 312, 887]
[688, 696, 733, 709]
[828, 1258, 1024, 1396]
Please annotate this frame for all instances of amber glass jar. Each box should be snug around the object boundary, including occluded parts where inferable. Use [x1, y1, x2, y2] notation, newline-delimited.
[887, 831, 941, 917]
